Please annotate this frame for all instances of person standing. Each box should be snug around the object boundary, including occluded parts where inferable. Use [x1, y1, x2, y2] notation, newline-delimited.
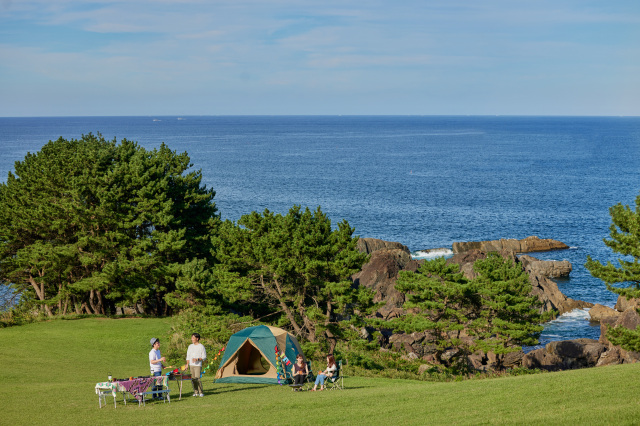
[186, 333, 207, 397]
[149, 338, 166, 399]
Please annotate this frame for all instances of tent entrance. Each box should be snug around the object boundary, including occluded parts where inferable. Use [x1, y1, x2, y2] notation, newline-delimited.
[235, 339, 271, 375]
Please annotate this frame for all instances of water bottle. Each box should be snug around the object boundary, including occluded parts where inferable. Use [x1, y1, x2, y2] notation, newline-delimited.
[108, 373, 112, 382]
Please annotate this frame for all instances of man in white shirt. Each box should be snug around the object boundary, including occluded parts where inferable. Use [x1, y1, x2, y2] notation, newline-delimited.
[186, 333, 207, 397]
[149, 338, 166, 399]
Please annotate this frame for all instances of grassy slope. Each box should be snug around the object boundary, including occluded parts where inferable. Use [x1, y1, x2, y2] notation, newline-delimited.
[1, 318, 639, 425]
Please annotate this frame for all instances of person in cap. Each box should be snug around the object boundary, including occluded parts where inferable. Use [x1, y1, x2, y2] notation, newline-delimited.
[149, 338, 166, 399]
[186, 333, 207, 397]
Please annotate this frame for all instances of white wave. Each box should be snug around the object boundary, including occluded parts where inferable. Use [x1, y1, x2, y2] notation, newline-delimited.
[412, 248, 453, 260]
[554, 308, 591, 320]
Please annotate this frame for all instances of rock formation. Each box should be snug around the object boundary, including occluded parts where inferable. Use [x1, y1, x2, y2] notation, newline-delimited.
[446, 249, 591, 316]
[588, 304, 619, 322]
[352, 238, 419, 319]
[357, 238, 410, 255]
[518, 255, 572, 278]
[522, 338, 606, 371]
[452, 236, 569, 254]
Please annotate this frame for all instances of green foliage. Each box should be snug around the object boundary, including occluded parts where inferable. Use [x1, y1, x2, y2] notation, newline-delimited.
[469, 253, 546, 353]
[606, 325, 640, 352]
[0, 134, 218, 317]
[387, 254, 544, 364]
[214, 205, 374, 352]
[164, 309, 257, 368]
[585, 192, 640, 351]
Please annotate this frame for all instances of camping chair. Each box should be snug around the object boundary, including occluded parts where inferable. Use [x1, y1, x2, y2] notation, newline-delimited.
[289, 360, 314, 391]
[302, 361, 315, 390]
[325, 360, 344, 390]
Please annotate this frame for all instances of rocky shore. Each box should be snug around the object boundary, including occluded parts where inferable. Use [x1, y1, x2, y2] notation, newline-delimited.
[353, 236, 639, 373]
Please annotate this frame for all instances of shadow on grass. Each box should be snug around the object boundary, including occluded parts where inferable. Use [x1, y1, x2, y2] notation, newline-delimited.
[207, 384, 270, 394]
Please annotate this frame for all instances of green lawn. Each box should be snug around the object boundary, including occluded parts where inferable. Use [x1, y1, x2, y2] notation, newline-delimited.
[1, 318, 639, 425]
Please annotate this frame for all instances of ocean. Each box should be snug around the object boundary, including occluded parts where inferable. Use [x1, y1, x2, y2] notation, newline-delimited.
[2, 115, 640, 348]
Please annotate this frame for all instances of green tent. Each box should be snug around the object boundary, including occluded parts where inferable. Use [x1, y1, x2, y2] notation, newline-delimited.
[214, 325, 305, 384]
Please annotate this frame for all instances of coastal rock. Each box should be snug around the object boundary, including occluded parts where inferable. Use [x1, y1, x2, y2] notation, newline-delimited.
[352, 247, 418, 318]
[452, 236, 569, 254]
[596, 307, 640, 366]
[447, 248, 591, 316]
[357, 238, 410, 255]
[523, 338, 605, 371]
[526, 266, 593, 316]
[518, 255, 572, 278]
[588, 304, 620, 322]
[614, 296, 640, 313]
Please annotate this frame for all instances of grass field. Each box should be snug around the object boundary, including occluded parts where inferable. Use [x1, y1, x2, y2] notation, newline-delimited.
[1, 318, 639, 425]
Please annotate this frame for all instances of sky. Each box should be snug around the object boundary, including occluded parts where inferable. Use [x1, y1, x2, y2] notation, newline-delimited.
[0, 0, 639, 116]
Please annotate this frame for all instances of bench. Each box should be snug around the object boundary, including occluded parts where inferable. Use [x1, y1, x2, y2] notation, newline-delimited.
[139, 389, 171, 406]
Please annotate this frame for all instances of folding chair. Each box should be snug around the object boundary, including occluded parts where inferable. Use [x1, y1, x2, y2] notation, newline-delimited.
[290, 360, 314, 391]
[325, 360, 344, 390]
[303, 361, 316, 390]
[97, 388, 117, 408]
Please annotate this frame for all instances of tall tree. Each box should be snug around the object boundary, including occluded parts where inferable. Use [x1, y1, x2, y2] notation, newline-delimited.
[586, 193, 640, 350]
[214, 205, 373, 353]
[388, 254, 545, 364]
[0, 134, 218, 316]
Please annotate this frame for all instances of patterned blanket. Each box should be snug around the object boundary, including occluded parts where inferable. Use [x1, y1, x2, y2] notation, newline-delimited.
[95, 376, 168, 401]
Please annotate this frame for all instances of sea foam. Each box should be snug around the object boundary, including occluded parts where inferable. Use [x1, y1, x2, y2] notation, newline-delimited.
[412, 248, 454, 260]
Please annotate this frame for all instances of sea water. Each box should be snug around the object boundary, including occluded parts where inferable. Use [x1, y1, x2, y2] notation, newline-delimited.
[1, 115, 640, 348]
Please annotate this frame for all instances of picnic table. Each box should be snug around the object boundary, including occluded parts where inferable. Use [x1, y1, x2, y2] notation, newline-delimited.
[95, 376, 170, 407]
[168, 373, 193, 400]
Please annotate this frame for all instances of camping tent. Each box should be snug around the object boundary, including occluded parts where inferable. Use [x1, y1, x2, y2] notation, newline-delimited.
[214, 325, 305, 384]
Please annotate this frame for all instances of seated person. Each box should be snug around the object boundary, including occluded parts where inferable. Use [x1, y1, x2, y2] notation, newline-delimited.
[312, 355, 337, 391]
[292, 354, 308, 390]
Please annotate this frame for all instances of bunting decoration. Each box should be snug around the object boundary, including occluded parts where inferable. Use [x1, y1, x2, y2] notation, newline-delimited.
[201, 346, 225, 376]
[275, 346, 285, 385]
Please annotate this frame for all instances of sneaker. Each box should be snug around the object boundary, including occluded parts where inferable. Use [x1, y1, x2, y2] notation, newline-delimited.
[199, 394, 204, 397]
[193, 393, 198, 397]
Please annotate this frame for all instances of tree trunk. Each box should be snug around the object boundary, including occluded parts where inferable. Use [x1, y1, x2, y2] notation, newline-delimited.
[28, 275, 52, 317]
[263, 275, 304, 337]
[325, 301, 337, 354]
[88, 289, 98, 314]
[96, 290, 105, 315]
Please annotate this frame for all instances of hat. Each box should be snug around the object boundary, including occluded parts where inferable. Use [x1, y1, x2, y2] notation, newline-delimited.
[150, 337, 159, 346]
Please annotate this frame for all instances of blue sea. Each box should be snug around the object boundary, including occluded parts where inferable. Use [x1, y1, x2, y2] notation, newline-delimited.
[2, 116, 640, 349]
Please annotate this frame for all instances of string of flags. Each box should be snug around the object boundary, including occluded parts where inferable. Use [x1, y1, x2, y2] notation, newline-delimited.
[201, 346, 225, 375]
[275, 345, 291, 385]
[164, 346, 226, 378]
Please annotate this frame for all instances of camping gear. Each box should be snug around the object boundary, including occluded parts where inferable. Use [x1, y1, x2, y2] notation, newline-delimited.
[214, 325, 304, 384]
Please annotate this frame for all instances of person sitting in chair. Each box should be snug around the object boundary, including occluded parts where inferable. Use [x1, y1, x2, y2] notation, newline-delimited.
[292, 354, 308, 391]
[312, 354, 337, 391]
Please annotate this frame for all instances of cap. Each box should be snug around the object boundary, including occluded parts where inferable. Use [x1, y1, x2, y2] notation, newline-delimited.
[150, 337, 159, 346]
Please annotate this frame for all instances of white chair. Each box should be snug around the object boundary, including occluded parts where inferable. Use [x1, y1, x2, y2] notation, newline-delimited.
[97, 388, 117, 408]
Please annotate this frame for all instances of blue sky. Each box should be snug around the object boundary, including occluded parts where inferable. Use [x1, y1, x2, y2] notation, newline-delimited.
[0, 0, 638, 116]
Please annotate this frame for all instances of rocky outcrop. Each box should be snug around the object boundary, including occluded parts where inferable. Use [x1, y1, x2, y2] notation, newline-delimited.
[518, 255, 572, 278]
[447, 249, 591, 316]
[592, 306, 640, 366]
[588, 304, 620, 322]
[527, 268, 593, 316]
[357, 237, 410, 255]
[522, 338, 606, 371]
[352, 246, 420, 319]
[452, 236, 569, 254]
[614, 296, 640, 313]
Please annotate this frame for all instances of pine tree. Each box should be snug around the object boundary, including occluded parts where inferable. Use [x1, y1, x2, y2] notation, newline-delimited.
[388, 254, 545, 364]
[586, 193, 640, 350]
[213, 205, 373, 353]
[0, 134, 218, 316]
